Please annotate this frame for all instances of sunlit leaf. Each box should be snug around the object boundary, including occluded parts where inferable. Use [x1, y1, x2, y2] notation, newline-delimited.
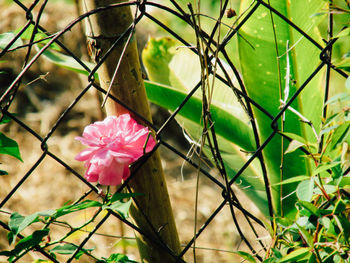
[144, 81, 255, 151]
[50, 243, 94, 260]
[0, 32, 23, 50]
[54, 200, 102, 218]
[238, 0, 327, 216]
[142, 38, 269, 216]
[41, 48, 97, 77]
[15, 24, 61, 51]
[285, 140, 305, 154]
[272, 175, 309, 186]
[297, 178, 314, 201]
[103, 199, 132, 220]
[325, 92, 350, 105]
[312, 162, 341, 176]
[279, 247, 310, 263]
[346, 77, 350, 90]
[104, 253, 138, 263]
[329, 122, 350, 149]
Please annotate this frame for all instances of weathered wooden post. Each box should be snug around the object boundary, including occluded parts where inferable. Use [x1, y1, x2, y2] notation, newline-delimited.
[82, 1, 181, 262]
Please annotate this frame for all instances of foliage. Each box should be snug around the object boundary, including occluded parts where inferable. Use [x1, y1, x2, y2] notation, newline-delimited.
[0, 191, 138, 262]
[0, 115, 22, 175]
[263, 107, 350, 262]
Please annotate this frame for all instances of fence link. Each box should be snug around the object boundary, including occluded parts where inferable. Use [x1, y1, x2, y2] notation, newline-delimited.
[0, 0, 348, 262]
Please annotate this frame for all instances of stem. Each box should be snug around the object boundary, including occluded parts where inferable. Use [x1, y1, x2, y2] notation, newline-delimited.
[82, 1, 181, 262]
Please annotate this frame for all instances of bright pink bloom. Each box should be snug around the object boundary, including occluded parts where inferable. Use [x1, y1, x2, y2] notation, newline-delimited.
[75, 114, 156, 186]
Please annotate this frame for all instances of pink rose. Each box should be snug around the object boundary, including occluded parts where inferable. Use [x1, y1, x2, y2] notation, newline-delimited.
[75, 114, 156, 185]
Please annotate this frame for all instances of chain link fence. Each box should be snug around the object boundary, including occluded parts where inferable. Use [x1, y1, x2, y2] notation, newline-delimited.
[0, 0, 348, 262]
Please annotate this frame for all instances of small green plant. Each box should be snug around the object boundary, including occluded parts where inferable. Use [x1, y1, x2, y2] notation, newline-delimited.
[263, 103, 350, 262]
[0, 192, 138, 262]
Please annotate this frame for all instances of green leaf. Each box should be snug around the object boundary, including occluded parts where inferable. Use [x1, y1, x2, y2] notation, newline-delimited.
[0, 169, 8, 175]
[281, 132, 309, 146]
[333, 199, 346, 214]
[54, 200, 102, 218]
[335, 57, 350, 72]
[110, 192, 141, 203]
[104, 253, 138, 263]
[0, 132, 22, 161]
[312, 162, 341, 176]
[8, 210, 55, 245]
[15, 24, 61, 51]
[238, 0, 327, 216]
[279, 248, 311, 263]
[12, 229, 50, 256]
[335, 27, 350, 38]
[8, 212, 38, 245]
[0, 32, 23, 50]
[285, 140, 306, 154]
[320, 217, 337, 236]
[314, 184, 337, 195]
[297, 200, 320, 216]
[276, 216, 294, 228]
[144, 81, 255, 151]
[307, 253, 317, 263]
[325, 92, 350, 105]
[334, 215, 350, 240]
[338, 176, 350, 188]
[296, 223, 314, 247]
[174, 114, 269, 215]
[329, 122, 350, 150]
[50, 243, 77, 255]
[297, 178, 314, 202]
[346, 77, 350, 90]
[232, 251, 257, 263]
[142, 39, 270, 216]
[50, 243, 94, 259]
[272, 175, 309, 186]
[103, 199, 132, 220]
[40, 48, 97, 77]
[0, 114, 12, 124]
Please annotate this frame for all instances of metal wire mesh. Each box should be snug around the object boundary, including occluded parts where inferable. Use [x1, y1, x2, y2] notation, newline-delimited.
[0, 0, 348, 262]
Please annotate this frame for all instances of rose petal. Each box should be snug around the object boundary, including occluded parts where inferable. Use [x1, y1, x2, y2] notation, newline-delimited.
[85, 163, 99, 182]
[75, 147, 98, 161]
[98, 160, 126, 185]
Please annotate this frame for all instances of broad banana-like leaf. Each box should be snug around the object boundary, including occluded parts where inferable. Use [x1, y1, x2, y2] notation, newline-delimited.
[143, 38, 270, 216]
[144, 81, 269, 215]
[238, 0, 326, 215]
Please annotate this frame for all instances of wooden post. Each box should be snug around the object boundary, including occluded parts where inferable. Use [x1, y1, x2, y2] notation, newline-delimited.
[82, 1, 181, 262]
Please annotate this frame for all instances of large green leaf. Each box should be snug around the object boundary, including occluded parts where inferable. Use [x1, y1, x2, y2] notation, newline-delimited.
[143, 38, 270, 216]
[145, 81, 255, 151]
[238, 0, 326, 215]
[144, 81, 269, 215]
[41, 48, 95, 76]
[171, 109, 269, 215]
